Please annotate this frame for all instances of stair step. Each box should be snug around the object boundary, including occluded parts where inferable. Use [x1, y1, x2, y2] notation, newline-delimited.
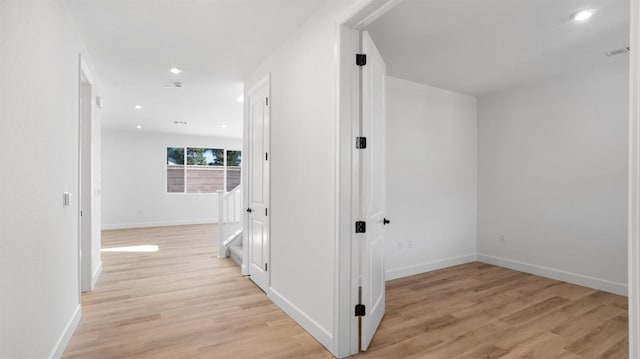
[229, 245, 243, 266]
[222, 228, 243, 248]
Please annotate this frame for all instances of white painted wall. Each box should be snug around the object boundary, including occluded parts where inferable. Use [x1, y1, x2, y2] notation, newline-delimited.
[385, 76, 477, 280]
[478, 59, 630, 295]
[0, 1, 91, 357]
[243, 0, 361, 354]
[101, 129, 242, 229]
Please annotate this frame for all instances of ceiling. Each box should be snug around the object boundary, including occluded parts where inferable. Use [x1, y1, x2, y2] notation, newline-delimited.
[366, 0, 630, 96]
[66, 0, 325, 137]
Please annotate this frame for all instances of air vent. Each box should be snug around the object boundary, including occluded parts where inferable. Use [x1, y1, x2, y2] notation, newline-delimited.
[605, 46, 630, 57]
[165, 82, 184, 88]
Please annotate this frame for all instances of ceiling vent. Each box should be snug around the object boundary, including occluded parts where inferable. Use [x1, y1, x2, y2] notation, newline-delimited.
[165, 82, 184, 88]
[605, 46, 630, 57]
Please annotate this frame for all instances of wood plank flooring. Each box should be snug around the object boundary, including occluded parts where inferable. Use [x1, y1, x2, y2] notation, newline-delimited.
[63, 225, 628, 358]
[355, 263, 628, 359]
[63, 224, 333, 359]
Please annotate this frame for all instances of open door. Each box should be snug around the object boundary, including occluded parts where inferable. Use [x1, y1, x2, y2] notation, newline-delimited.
[246, 76, 270, 292]
[360, 31, 387, 351]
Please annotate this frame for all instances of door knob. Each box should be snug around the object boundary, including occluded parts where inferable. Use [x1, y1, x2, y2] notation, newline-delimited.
[383, 218, 390, 225]
[246, 208, 252, 213]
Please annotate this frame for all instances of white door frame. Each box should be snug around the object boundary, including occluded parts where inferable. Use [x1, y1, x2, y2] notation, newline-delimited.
[243, 73, 271, 285]
[628, 1, 639, 357]
[335, 0, 639, 358]
[78, 54, 96, 293]
[334, 1, 404, 356]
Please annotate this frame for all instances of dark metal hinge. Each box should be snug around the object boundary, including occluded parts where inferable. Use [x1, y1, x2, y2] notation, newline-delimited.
[356, 54, 367, 66]
[265, 263, 268, 271]
[266, 97, 269, 106]
[265, 152, 268, 161]
[355, 221, 366, 233]
[265, 208, 268, 216]
[355, 304, 366, 317]
[356, 137, 366, 149]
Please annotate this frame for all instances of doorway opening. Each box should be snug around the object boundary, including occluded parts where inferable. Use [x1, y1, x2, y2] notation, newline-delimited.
[78, 54, 100, 293]
[337, 0, 636, 357]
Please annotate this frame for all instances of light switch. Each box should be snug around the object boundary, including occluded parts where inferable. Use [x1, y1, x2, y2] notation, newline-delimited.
[63, 192, 72, 207]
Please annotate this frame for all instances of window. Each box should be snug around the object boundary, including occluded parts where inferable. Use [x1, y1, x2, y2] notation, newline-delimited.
[167, 147, 185, 193]
[186, 148, 223, 193]
[226, 150, 242, 191]
[166, 147, 241, 193]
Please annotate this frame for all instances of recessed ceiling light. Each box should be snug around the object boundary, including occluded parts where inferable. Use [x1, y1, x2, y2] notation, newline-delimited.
[169, 67, 182, 74]
[134, 104, 144, 110]
[236, 94, 244, 102]
[221, 124, 228, 128]
[136, 125, 142, 129]
[571, 9, 594, 21]
[173, 121, 190, 125]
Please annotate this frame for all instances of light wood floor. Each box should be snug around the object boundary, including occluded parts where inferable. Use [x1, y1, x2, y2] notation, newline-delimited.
[354, 263, 628, 359]
[63, 224, 333, 359]
[63, 224, 628, 359]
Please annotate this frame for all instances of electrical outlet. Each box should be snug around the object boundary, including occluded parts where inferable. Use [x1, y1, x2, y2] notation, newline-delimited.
[397, 241, 402, 250]
[407, 240, 413, 249]
[499, 234, 506, 244]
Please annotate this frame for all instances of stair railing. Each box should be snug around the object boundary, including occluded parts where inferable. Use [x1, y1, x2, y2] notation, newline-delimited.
[217, 185, 243, 257]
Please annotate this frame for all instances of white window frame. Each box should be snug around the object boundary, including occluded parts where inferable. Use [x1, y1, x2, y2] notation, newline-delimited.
[165, 146, 231, 195]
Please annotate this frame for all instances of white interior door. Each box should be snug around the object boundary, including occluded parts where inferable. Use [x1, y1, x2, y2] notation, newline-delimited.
[247, 77, 270, 292]
[360, 31, 386, 351]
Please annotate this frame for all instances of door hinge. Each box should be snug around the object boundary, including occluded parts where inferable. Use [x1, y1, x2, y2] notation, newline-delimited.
[80, 210, 83, 217]
[265, 208, 268, 216]
[355, 221, 366, 233]
[266, 97, 269, 106]
[265, 152, 268, 161]
[356, 137, 367, 149]
[355, 304, 366, 317]
[356, 53, 367, 66]
[265, 263, 268, 271]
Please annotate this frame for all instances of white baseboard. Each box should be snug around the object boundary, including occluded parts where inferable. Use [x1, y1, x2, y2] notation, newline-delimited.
[477, 253, 628, 296]
[102, 219, 216, 230]
[241, 263, 248, 276]
[385, 254, 478, 281]
[91, 261, 102, 288]
[268, 288, 333, 351]
[49, 304, 81, 359]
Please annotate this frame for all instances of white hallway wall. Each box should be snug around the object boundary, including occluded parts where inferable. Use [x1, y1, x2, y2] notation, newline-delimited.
[243, 0, 361, 354]
[0, 1, 95, 358]
[385, 76, 477, 280]
[102, 129, 242, 229]
[478, 59, 630, 295]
